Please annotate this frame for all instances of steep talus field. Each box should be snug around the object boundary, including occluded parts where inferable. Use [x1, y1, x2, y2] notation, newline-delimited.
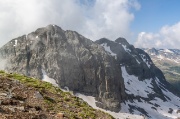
[144, 48, 180, 91]
[0, 25, 180, 119]
[0, 70, 113, 119]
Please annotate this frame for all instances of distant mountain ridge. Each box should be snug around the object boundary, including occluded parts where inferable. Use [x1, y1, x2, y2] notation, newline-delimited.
[144, 48, 180, 91]
[0, 25, 180, 118]
[144, 48, 180, 63]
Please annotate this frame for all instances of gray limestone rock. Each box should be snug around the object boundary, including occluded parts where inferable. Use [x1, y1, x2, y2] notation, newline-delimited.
[0, 25, 125, 112]
[95, 38, 180, 100]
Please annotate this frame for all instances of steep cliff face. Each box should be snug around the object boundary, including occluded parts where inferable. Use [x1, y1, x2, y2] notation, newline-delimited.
[0, 25, 125, 112]
[1, 25, 180, 118]
[96, 38, 165, 81]
[96, 38, 180, 119]
[96, 38, 180, 98]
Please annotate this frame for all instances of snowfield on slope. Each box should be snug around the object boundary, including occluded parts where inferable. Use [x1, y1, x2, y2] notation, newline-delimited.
[40, 67, 180, 119]
[75, 93, 144, 119]
[121, 66, 154, 98]
[41, 69, 58, 87]
[100, 43, 116, 56]
[139, 54, 151, 68]
[120, 66, 180, 119]
[40, 72, 144, 118]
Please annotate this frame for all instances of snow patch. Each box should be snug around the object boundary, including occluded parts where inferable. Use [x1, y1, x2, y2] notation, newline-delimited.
[132, 55, 141, 64]
[121, 66, 154, 98]
[140, 54, 151, 68]
[120, 67, 180, 119]
[60, 71, 180, 119]
[64, 86, 70, 92]
[101, 43, 116, 56]
[122, 44, 131, 53]
[118, 43, 131, 53]
[36, 36, 39, 38]
[135, 59, 140, 64]
[41, 69, 58, 87]
[75, 93, 144, 119]
[121, 99, 176, 119]
[13, 40, 18, 46]
[164, 49, 174, 54]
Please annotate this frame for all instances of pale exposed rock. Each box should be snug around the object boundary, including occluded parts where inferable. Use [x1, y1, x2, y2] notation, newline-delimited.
[0, 25, 125, 111]
[33, 91, 43, 99]
[7, 107, 15, 112]
[16, 106, 25, 111]
[0, 93, 7, 96]
[55, 112, 64, 119]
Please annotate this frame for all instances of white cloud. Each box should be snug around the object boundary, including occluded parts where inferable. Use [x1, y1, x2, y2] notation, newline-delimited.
[135, 22, 180, 49]
[81, 0, 140, 41]
[0, 0, 140, 47]
[0, 0, 85, 47]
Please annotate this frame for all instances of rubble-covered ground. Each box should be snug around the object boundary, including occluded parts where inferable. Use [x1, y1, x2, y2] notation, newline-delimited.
[0, 70, 113, 119]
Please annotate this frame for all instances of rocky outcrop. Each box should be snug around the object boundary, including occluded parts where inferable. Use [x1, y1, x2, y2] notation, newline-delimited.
[0, 25, 125, 112]
[0, 71, 114, 119]
[96, 38, 180, 100]
[96, 38, 165, 81]
[1, 25, 179, 117]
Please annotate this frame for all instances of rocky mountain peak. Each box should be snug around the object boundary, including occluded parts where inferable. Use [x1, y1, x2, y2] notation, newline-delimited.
[146, 48, 159, 55]
[144, 48, 180, 63]
[96, 38, 180, 118]
[0, 25, 180, 118]
[115, 37, 129, 45]
[0, 25, 126, 112]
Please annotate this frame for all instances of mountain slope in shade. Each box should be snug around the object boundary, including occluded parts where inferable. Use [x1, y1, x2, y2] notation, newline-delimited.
[96, 38, 180, 119]
[144, 48, 180, 91]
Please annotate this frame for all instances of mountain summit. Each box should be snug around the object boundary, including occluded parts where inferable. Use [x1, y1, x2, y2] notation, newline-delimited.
[0, 25, 125, 112]
[0, 25, 180, 118]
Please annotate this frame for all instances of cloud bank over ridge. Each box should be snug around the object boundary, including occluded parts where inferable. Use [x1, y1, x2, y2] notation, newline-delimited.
[0, 0, 140, 47]
[135, 22, 180, 49]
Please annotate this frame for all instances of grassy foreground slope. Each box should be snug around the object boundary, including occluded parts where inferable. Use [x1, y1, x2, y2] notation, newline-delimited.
[0, 71, 113, 119]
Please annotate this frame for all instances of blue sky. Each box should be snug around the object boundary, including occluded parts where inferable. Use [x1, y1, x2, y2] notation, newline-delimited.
[132, 0, 180, 33]
[0, 0, 180, 48]
[133, 0, 180, 48]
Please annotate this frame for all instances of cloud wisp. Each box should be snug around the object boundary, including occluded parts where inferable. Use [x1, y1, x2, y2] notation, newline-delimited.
[0, 0, 140, 47]
[135, 22, 180, 49]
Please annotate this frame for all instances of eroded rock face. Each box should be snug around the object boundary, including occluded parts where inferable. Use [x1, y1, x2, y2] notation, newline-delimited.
[96, 38, 164, 81]
[96, 38, 180, 119]
[0, 25, 125, 112]
[96, 38, 180, 100]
